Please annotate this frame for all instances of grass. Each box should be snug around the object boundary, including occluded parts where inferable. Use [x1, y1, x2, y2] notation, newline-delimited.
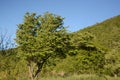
[0, 74, 120, 80]
[40, 74, 120, 80]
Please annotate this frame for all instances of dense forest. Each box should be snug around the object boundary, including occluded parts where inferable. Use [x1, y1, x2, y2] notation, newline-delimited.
[0, 12, 120, 80]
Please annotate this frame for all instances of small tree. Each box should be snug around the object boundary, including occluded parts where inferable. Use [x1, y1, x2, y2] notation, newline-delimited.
[0, 32, 18, 79]
[0, 32, 15, 53]
[69, 32, 106, 74]
[15, 12, 70, 80]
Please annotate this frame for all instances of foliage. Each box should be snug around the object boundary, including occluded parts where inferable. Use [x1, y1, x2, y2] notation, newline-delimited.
[0, 33, 25, 79]
[15, 12, 70, 80]
[105, 49, 120, 77]
[53, 32, 106, 75]
[40, 74, 120, 80]
[1, 13, 120, 79]
[78, 15, 120, 77]
[79, 15, 120, 49]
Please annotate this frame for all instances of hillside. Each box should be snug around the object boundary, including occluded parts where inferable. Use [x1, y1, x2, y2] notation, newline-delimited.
[77, 15, 120, 50]
[0, 13, 120, 79]
[52, 15, 120, 77]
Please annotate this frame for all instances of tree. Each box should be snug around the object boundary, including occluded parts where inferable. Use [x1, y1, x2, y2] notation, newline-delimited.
[69, 32, 106, 74]
[15, 12, 70, 80]
[0, 32, 18, 79]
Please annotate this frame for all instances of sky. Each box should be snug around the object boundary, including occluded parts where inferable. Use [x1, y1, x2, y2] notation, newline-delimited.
[0, 0, 120, 40]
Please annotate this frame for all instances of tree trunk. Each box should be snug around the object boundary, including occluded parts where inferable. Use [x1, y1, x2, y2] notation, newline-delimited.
[28, 62, 34, 80]
[28, 61, 44, 80]
[27, 56, 50, 80]
[34, 62, 44, 80]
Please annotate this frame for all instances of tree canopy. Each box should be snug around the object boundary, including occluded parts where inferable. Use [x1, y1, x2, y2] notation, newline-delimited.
[15, 12, 70, 80]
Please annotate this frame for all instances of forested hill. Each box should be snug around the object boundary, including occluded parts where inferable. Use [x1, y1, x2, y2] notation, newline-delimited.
[77, 15, 120, 50]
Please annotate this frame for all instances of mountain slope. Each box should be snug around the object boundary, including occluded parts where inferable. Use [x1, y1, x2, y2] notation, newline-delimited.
[77, 15, 120, 50]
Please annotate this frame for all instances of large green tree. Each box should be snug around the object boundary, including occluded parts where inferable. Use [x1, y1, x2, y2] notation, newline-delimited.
[15, 12, 70, 80]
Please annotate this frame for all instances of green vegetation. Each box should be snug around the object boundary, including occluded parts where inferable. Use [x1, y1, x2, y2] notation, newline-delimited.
[15, 12, 70, 80]
[0, 12, 120, 80]
[78, 15, 120, 77]
[40, 74, 120, 80]
[79, 15, 120, 50]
